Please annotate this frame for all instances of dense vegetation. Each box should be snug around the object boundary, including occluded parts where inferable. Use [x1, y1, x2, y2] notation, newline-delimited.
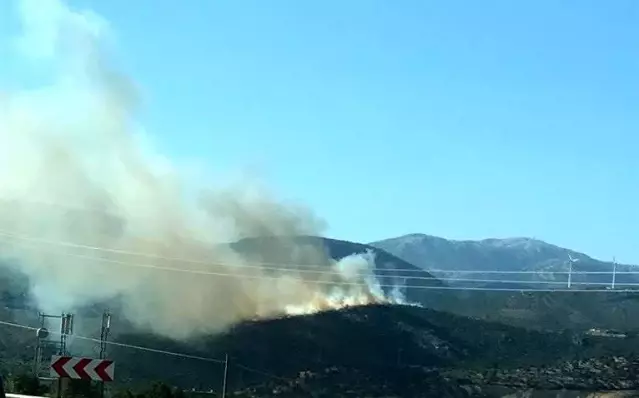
[5, 303, 639, 397]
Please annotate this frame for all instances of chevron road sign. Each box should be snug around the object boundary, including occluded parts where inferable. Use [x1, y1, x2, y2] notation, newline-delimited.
[50, 356, 115, 382]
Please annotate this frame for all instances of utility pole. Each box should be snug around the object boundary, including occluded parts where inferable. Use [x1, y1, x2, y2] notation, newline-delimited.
[221, 354, 229, 398]
[60, 313, 74, 355]
[31, 312, 73, 398]
[33, 313, 72, 377]
[99, 310, 111, 398]
[566, 255, 578, 289]
[33, 312, 47, 376]
[57, 313, 74, 398]
[612, 257, 617, 289]
[34, 312, 65, 377]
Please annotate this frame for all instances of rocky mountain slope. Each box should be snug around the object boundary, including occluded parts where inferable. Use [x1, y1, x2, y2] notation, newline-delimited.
[371, 234, 638, 289]
[427, 289, 639, 331]
[231, 356, 639, 397]
[4, 300, 639, 396]
[103, 304, 639, 397]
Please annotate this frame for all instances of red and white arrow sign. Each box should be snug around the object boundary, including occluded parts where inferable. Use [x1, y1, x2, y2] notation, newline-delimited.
[50, 356, 115, 382]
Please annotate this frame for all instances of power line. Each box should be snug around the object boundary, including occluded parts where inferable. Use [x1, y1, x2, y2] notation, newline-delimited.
[233, 363, 288, 382]
[0, 233, 638, 292]
[0, 319, 225, 363]
[0, 230, 412, 275]
[0, 235, 574, 285]
[0, 230, 636, 288]
[0, 318, 289, 385]
[0, 236, 434, 288]
[0, 225, 631, 277]
[0, 198, 630, 276]
[3, 237, 639, 291]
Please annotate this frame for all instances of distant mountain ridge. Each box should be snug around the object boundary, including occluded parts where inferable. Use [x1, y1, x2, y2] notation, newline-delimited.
[229, 235, 444, 304]
[370, 233, 638, 289]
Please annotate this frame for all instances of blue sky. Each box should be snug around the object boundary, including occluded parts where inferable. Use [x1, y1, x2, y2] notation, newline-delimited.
[1, 0, 638, 262]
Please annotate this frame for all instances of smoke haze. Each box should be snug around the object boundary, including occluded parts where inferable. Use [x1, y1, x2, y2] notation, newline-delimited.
[0, 0, 397, 339]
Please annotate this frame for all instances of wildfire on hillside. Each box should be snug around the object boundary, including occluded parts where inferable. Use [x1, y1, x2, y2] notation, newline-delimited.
[284, 289, 392, 316]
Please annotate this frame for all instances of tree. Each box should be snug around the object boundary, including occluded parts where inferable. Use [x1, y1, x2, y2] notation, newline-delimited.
[145, 382, 174, 398]
[9, 373, 47, 396]
[172, 388, 186, 398]
[113, 382, 190, 398]
[112, 388, 137, 398]
[65, 379, 101, 398]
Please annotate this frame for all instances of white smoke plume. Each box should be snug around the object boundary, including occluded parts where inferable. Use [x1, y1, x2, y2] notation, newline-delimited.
[0, 0, 401, 339]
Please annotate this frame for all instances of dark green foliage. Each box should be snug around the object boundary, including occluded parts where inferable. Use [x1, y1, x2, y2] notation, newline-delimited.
[64, 378, 101, 398]
[145, 382, 173, 398]
[171, 388, 185, 398]
[8, 373, 48, 396]
[429, 289, 639, 331]
[112, 390, 136, 398]
[2, 303, 639, 396]
[104, 304, 637, 391]
[113, 383, 188, 398]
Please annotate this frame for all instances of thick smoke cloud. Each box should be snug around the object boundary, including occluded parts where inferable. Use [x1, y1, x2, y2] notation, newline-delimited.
[0, 0, 393, 339]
